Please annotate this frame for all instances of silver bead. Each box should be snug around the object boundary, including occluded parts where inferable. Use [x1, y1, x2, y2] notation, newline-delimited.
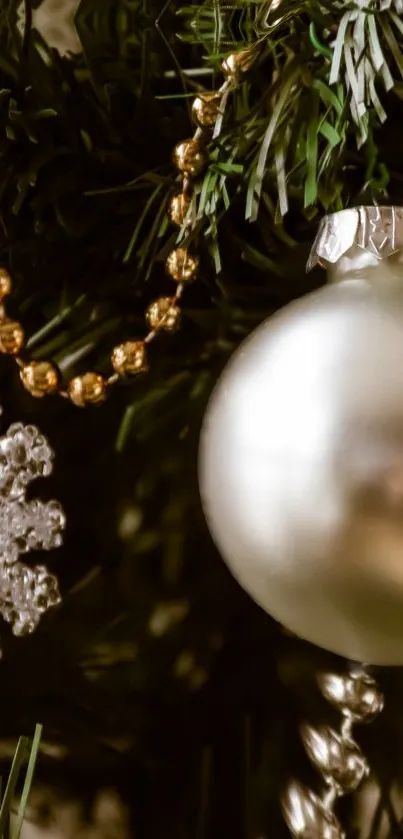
[283, 668, 382, 839]
[319, 673, 384, 723]
[301, 724, 369, 793]
[282, 781, 344, 839]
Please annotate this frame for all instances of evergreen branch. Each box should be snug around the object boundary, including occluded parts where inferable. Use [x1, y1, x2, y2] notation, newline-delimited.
[177, 0, 403, 236]
[0, 0, 400, 381]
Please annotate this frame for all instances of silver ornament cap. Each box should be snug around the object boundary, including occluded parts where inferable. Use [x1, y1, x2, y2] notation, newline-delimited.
[307, 205, 403, 270]
[199, 205, 403, 666]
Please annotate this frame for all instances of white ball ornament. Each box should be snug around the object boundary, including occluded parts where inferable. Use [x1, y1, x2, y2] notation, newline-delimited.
[199, 206, 403, 666]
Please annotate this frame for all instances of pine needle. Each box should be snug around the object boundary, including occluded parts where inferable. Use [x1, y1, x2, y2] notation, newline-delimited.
[12, 725, 43, 839]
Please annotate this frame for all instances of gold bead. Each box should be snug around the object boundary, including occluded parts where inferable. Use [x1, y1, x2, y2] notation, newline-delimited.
[0, 268, 12, 300]
[68, 372, 108, 407]
[0, 318, 24, 355]
[111, 340, 148, 377]
[192, 92, 221, 128]
[173, 139, 205, 177]
[222, 47, 257, 82]
[20, 360, 60, 397]
[146, 297, 181, 332]
[168, 193, 192, 227]
[166, 248, 199, 284]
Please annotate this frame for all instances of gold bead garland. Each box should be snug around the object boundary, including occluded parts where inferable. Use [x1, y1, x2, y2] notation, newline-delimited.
[165, 249, 199, 284]
[0, 47, 258, 406]
[20, 360, 60, 398]
[0, 318, 25, 355]
[111, 341, 148, 377]
[192, 93, 222, 128]
[145, 297, 181, 332]
[68, 372, 108, 407]
[0, 268, 12, 299]
[168, 193, 192, 227]
[173, 139, 205, 177]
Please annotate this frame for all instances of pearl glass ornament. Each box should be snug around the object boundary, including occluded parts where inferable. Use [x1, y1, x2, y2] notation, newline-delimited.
[199, 207, 403, 666]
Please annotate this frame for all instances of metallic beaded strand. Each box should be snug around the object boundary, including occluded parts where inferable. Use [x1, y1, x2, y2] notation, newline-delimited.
[283, 669, 384, 839]
[0, 46, 258, 407]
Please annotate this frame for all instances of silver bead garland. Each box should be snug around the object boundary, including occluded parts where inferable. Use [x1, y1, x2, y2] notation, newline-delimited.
[283, 669, 384, 839]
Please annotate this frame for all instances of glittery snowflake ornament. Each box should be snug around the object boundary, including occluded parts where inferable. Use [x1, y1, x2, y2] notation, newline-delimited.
[0, 420, 65, 637]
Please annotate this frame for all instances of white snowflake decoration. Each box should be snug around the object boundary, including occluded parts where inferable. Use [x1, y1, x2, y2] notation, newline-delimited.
[0, 421, 65, 637]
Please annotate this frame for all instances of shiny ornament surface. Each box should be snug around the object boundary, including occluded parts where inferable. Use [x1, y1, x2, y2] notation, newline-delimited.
[283, 667, 382, 839]
[146, 297, 181, 332]
[199, 275, 403, 665]
[300, 724, 368, 793]
[168, 193, 191, 227]
[221, 47, 258, 82]
[192, 93, 221, 128]
[319, 671, 384, 721]
[68, 372, 107, 406]
[0, 319, 24, 355]
[0, 269, 11, 300]
[20, 360, 60, 397]
[283, 782, 343, 839]
[111, 340, 148, 377]
[173, 139, 205, 177]
[166, 248, 199, 283]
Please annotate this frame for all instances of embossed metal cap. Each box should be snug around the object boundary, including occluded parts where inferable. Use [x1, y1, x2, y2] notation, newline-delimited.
[307, 206, 403, 271]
